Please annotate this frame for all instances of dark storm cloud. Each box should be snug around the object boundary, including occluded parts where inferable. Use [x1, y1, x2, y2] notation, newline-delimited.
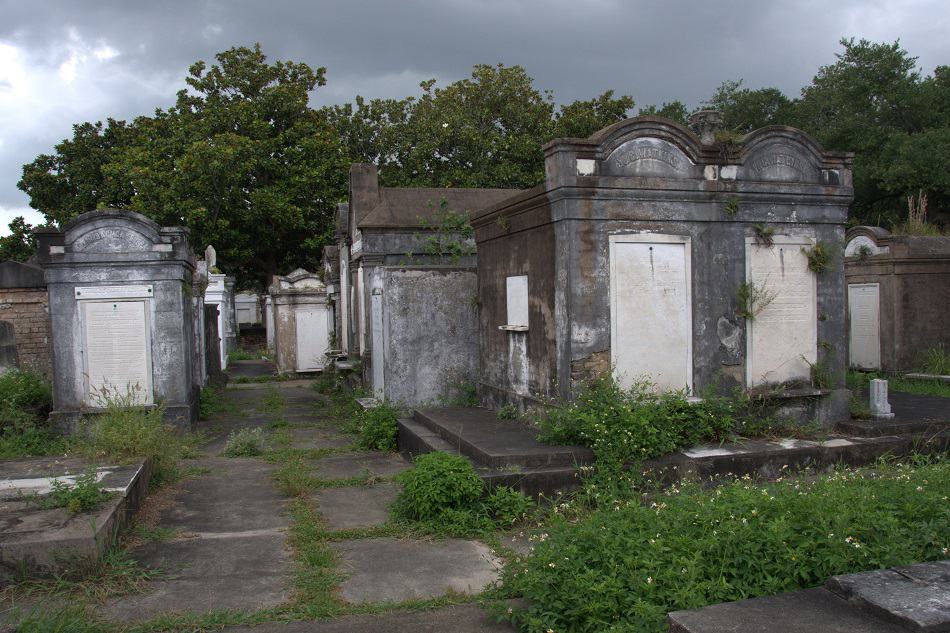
[1, 0, 947, 227]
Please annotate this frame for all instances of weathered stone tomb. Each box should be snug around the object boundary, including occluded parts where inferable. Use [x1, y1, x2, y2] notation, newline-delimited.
[339, 164, 519, 404]
[845, 226, 950, 371]
[472, 115, 854, 424]
[235, 292, 261, 325]
[270, 268, 330, 374]
[202, 246, 237, 370]
[35, 210, 199, 429]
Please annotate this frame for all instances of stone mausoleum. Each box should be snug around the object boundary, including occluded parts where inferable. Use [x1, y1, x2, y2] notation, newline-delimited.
[472, 114, 854, 425]
[270, 268, 330, 374]
[203, 245, 237, 370]
[35, 210, 199, 429]
[845, 226, 950, 372]
[339, 164, 519, 404]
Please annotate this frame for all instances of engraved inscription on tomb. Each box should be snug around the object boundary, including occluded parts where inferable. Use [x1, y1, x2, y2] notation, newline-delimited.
[751, 153, 803, 176]
[614, 145, 681, 171]
[606, 139, 690, 177]
[72, 228, 151, 253]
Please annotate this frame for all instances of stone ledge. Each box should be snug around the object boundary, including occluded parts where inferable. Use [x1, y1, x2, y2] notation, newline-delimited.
[669, 560, 950, 632]
[0, 456, 150, 582]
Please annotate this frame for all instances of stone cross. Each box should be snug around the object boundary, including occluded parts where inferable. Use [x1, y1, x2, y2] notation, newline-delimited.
[204, 245, 216, 269]
[869, 379, 894, 419]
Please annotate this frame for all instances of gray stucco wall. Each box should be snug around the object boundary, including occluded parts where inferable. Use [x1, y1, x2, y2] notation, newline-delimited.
[379, 266, 478, 406]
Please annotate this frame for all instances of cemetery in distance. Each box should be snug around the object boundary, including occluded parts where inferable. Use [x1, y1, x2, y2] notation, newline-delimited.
[1, 110, 949, 630]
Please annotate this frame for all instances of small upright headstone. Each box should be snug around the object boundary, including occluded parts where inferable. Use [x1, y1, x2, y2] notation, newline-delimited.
[204, 245, 216, 270]
[869, 378, 895, 418]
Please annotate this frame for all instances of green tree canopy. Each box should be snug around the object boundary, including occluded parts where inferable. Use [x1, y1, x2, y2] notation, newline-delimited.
[19, 45, 347, 287]
[328, 64, 633, 189]
[0, 217, 41, 262]
[701, 39, 949, 228]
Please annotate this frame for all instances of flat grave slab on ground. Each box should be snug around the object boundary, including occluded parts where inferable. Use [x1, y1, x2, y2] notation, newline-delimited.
[217, 602, 515, 632]
[226, 359, 275, 379]
[312, 452, 412, 480]
[100, 532, 290, 622]
[827, 561, 950, 632]
[669, 587, 910, 632]
[285, 427, 353, 450]
[0, 457, 148, 581]
[332, 537, 502, 603]
[313, 483, 400, 530]
[157, 458, 287, 533]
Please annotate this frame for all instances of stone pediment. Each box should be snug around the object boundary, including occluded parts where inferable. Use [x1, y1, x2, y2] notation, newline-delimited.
[63, 209, 163, 254]
[740, 143, 820, 183]
[602, 137, 699, 178]
[279, 268, 326, 291]
[69, 227, 154, 253]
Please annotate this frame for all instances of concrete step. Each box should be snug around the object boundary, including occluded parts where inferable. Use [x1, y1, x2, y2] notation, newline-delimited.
[398, 418, 462, 458]
[398, 417, 583, 499]
[835, 418, 949, 438]
[411, 407, 594, 469]
[643, 430, 950, 483]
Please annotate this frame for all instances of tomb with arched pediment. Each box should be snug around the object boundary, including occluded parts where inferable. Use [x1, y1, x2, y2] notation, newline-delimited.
[473, 115, 855, 426]
[34, 209, 200, 430]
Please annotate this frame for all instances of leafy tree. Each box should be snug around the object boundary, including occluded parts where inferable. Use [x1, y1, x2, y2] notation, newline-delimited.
[385, 64, 556, 188]
[792, 38, 947, 226]
[553, 90, 635, 138]
[0, 217, 40, 262]
[18, 119, 135, 226]
[702, 79, 793, 133]
[19, 45, 348, 286]
[329, 65, 634, 188]
[638, 101, 691, 125]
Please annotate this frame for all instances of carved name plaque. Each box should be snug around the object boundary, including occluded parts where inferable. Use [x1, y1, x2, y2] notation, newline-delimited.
[71, 228, 151, 253]
[604, 138, 695, 178]
[742, 145, 818, 183]
[75, 285, 153, 300]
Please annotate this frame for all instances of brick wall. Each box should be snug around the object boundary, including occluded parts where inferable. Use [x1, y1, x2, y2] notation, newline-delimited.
[0, 288, 51, 377]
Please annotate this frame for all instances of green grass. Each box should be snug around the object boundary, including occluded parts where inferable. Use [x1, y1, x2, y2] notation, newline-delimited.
[848, 370, 950, 398]
[920, 347, 950, 375]
[227, 348, 259, 362]
[3, 546, 158, 603]
[260, 388, 286, 414]
[198, 386, 241, 419]
[36, 470, 112, 514]
[128, 525, 180, 543]
[78, 394, 198, 487]
[500, 457, 950, 633]
[223, 426, 268, 457]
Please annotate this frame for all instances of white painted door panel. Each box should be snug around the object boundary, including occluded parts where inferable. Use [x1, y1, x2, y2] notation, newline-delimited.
[746, 238, 817, 386]
[82, 300, 151, 406]
[610, 236, 692, 393]
[295, 307, 328, 372]
[848, 283, 881, 370]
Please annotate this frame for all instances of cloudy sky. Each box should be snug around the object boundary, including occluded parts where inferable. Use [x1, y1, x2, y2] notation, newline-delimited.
[1, 0, 947, 234]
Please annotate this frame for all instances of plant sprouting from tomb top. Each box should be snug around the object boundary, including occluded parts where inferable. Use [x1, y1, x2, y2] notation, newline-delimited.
[753, 223, 776, 247]
[736, 279, 778, 321]
[802, 241, 836, 274]
[723, 196, 741, 216]
[416, 197, 476, 264]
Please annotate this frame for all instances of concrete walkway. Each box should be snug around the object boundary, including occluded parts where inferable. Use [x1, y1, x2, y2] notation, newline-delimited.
[95, 380, 512, 630]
